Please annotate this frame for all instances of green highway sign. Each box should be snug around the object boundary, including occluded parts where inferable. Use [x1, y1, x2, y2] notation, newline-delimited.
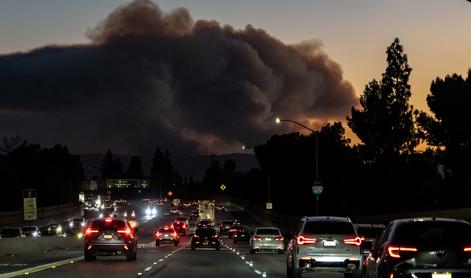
[106, 179, 150, 189]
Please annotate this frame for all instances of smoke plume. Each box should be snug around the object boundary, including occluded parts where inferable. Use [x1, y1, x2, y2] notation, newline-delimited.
[0, 0, 357, 154]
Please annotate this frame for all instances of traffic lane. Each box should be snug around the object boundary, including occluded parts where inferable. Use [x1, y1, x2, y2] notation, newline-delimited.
[223, 238, 347, 278]
[28, 236, 191, 278]
[142, 245, 262, 278]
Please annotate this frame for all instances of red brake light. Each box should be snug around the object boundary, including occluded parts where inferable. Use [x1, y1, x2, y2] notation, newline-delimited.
[182, 224, 186, 229]
[297, 236, 317, 245]
[275, 236, 284, 241]
[464, 247, 471, 252]
[344, 237, 362, 246]
[172, 232, 177, 237]
[156, 231, 161, 237]
[105, 218, 112, 223]
[85, 228, 99, 236]
[253, 236, 262, 241]
[387, 246, 417, 258]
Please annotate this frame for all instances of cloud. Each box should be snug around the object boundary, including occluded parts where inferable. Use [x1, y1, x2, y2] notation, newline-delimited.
[0, 0, 357, 155]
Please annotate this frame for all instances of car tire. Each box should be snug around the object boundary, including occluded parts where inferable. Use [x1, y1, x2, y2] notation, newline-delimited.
[155, 241, 160, 247]
[174, 241, 179, 247]
[191, 245, 195, 250]
[249, 249, 256, 254]
[84, 251, 96, 261]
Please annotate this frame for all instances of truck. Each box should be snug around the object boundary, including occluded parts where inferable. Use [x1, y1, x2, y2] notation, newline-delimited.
[198, 200, 215, 225]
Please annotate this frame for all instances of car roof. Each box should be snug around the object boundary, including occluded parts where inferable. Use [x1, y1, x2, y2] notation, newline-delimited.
[390, 217, 470, 225]
[255, 227, 280, 230]
[355, 223, 386, 228]
[302, 216, 352, 222]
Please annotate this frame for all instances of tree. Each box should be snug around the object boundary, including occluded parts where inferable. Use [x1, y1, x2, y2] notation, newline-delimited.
[150, 147, 174, 197]
[100, 149, 124, 179]
[125, 156, 144, 178]
[348, 38, 420, 162]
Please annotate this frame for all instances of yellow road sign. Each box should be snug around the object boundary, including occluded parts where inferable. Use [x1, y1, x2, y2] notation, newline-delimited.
[168, 191, 173, 197]
[220, 184, 226, 191]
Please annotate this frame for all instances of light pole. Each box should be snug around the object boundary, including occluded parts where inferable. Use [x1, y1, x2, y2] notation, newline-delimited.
[241, 145, 272, 210]
[275, 117, 322, 215]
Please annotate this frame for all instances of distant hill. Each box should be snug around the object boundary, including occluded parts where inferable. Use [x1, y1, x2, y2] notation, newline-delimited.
[79, 152, 259, 181]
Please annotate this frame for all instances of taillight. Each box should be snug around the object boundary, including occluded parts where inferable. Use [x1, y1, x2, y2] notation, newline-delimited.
[253, 236, 262, 241]
[182, 224, 186, 229]
[387, 246, 417, 258]
[297, 236, 317, 245]
[464, 247, 471, 252]
[105, 218, 112, 223]
[275, 236, 284, 241]
[172, 232, 177, 237]
[343, 237, 362, 246]
[85, 228, 99, 237]
[155, 232, 162, 237]
[118, 227, 134, 239]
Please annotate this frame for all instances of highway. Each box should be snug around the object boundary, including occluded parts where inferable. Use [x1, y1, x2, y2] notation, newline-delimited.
[1, 203, 344, 278]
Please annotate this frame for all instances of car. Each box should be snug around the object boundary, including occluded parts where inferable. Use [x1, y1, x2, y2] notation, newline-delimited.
[172, 220, 187, 235]
[228, 225, 245, 239]
[197, 219, 212, 228]
[21, 226, 41, 237]
[83, 217, 138, 261]
[233, 228, 252, 244]
[287, 216, 362, 278]
[169, 208, 180, 215]
[155, 226, 180, 247]
[176, 217, 189, 226]
[191, 227, 220, 250]
[41, 224, 63, 236]
[189, 210, 199, 220]
[249, 227, 284, 254]
[364, 218, 471, 278]
[220, 220, 235, 233]
[0, 227, 24, 238]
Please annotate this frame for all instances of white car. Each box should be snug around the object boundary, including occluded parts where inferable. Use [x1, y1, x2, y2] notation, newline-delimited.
[249, 227, 284, 254]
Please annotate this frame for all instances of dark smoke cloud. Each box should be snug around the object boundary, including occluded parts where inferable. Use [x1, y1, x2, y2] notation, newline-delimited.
[0, 0, 357, 155]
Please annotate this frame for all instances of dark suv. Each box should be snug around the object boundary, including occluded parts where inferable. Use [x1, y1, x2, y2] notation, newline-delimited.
[83, 218, 138, 261]
[191, 227, 220, 251]
[172, 220, 187, 235]
[364, 218, 471, 278]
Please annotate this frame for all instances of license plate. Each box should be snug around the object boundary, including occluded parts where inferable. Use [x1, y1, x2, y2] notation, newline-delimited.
[203, 242, 208, 245]
[265, 238, 272, 241]
[104, 234, 112, 239]
[432, 273, 451, 278]
[324, 240, 336, 247]
[241, 235, 245, 237]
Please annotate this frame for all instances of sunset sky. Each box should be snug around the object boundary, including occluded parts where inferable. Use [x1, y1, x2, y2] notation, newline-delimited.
[0, 0, 470, 152]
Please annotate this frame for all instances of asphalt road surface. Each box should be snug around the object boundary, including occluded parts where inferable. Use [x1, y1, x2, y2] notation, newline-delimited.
[2, 203, 346, 278]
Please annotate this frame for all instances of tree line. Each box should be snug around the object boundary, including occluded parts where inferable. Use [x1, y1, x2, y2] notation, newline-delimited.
[199, 38, 471, 217]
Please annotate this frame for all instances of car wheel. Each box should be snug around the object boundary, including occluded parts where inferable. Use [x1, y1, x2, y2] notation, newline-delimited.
[249, 249, 256, 254]
[155, 241, 160, 247]
[174, 241, 179, 247]
[84, 251, 96, 261]
[191, 245, 195, 250]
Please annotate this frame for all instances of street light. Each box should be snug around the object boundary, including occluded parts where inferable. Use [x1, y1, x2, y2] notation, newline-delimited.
[241, 145, 272, 210]
[275, 117, 322, 215]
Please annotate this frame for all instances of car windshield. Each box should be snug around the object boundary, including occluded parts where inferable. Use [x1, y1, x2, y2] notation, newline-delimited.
[256, 229, 280, 235]
[392, 221, 471, 247]
[304, 221, 355, 235]
[21, 227, 37, 232]
[1, 228, 20, 236]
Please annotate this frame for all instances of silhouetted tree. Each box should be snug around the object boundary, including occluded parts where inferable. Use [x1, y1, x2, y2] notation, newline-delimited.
[203, 158, 223, 193]
[100, 149, 124, 179]
[348, 38, 420, 162]
[125, 156, 144, 179]
[150, 147, 174, 197]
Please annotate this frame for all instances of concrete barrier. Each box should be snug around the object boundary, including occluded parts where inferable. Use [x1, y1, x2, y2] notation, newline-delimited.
[0, 236, 83, 255]
[0, 204, 83, 228]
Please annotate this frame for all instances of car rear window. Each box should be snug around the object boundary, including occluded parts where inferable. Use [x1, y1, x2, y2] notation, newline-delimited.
[303, 221, 355, 235]
[159, 228, 175, 233]
[195, 228, 216, 236]
[21, 226, 37, 232]
[91, 219, 126, 230]
[256, 229, 280, 235]
[392, 221, 471, 247]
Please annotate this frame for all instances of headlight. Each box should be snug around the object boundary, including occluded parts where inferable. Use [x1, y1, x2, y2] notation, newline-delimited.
[131, 211, 136, 217]
[99, 213, 103, 218]
[56, 225, 62, 234]
[146, 207, 151, 215]
[124, 212, 128, 217]
[77, 232, 83, 239]
[32, 231, 38, 237]
[81, 222, 85, 227]
[151, 208, 157, 215]
[69, 222, 73, 228]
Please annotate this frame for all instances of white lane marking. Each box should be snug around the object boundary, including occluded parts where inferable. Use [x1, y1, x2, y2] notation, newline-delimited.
[0, 256, 84, 278]
[144, 267, 152, 272]
[158, 259, 164, 262]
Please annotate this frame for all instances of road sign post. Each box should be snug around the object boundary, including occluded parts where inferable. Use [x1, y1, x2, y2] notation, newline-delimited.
[23, 189, 37, 221]
[312, 182, 323, 216]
